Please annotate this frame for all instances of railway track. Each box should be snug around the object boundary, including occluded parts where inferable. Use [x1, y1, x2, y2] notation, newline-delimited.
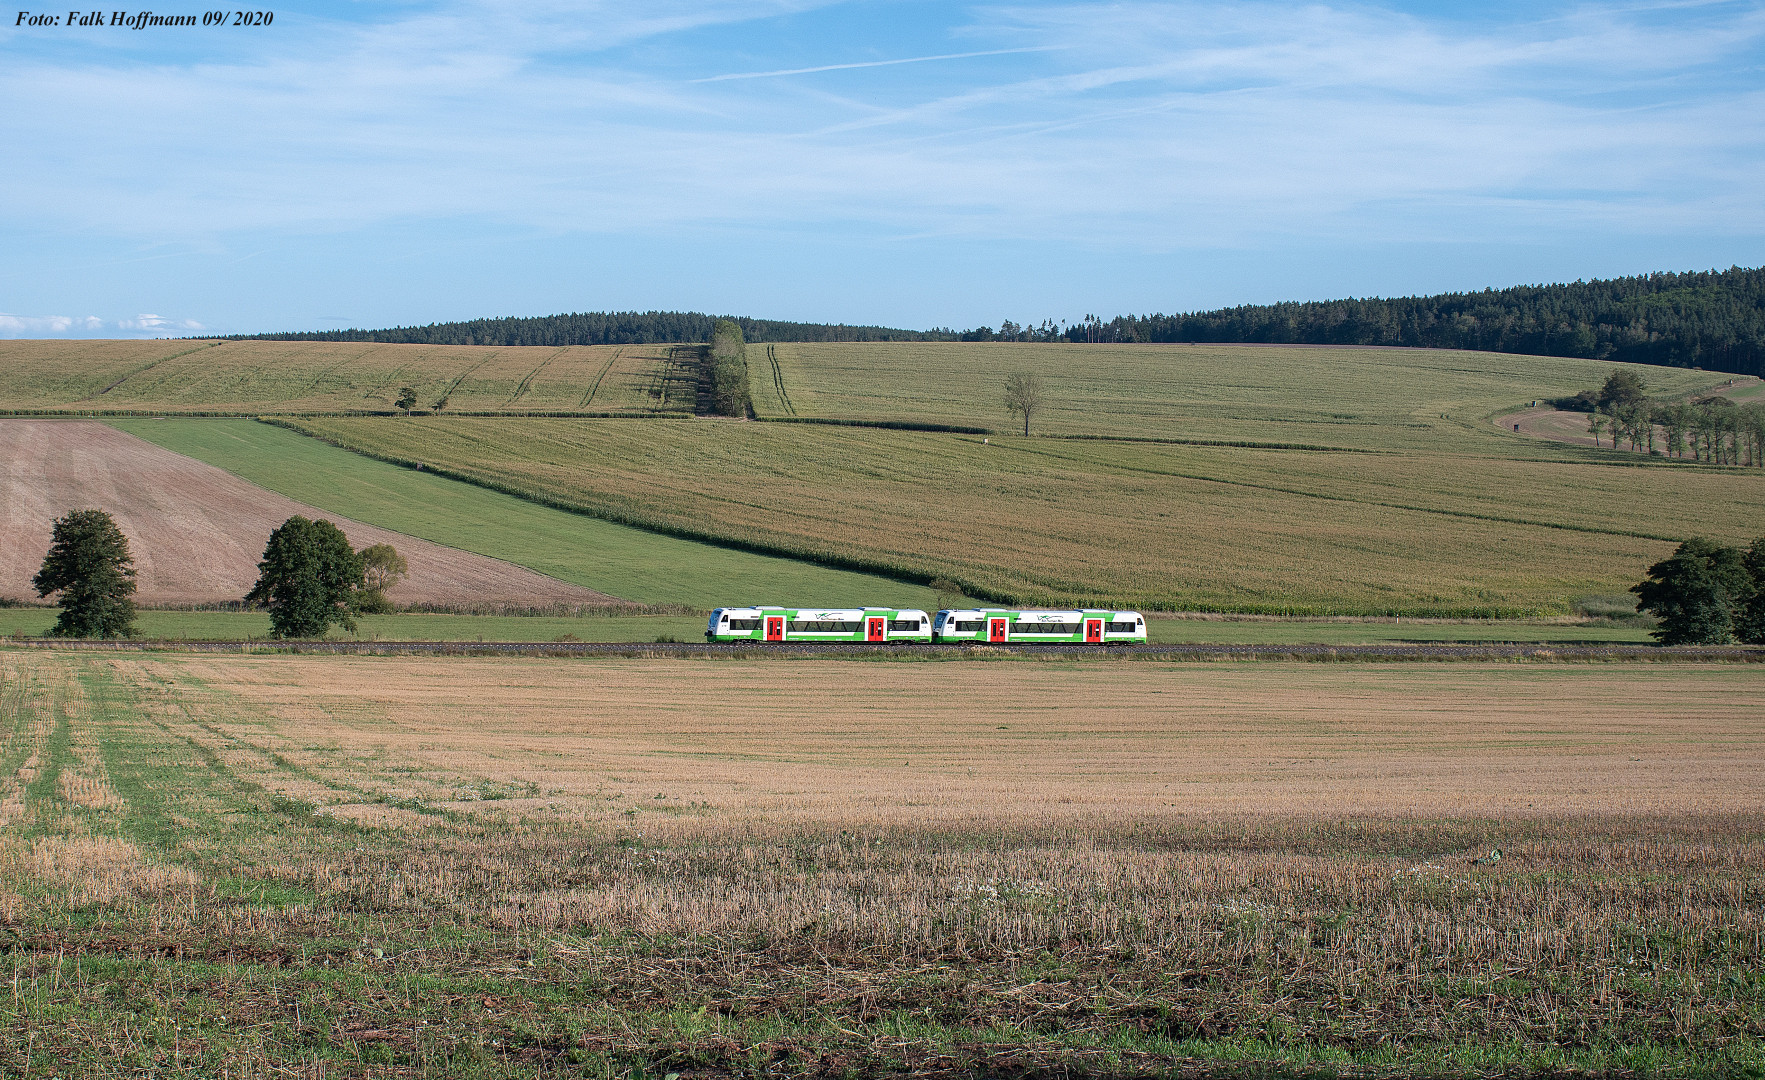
[7, 639, 1761, 661]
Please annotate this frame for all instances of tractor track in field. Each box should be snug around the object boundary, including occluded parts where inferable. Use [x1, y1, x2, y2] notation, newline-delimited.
[8, 640, 1761, 662]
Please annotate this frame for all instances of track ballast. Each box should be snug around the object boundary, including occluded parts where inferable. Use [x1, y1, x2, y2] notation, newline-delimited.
[9, 639, 1761, 661]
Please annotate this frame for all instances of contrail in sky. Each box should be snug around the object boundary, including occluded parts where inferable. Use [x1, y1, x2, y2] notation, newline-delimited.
[692, 47, 1061, 83]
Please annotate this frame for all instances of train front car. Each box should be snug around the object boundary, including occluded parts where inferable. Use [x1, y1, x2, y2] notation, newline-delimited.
[932, 609, 990, 643]
[1097, 610, 1149, 643]
[707, 606, 770, 641]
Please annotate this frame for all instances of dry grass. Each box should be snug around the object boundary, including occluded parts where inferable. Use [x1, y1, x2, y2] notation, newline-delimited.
[0, 339, 690, 415]
[1, 650, 1761, 1078]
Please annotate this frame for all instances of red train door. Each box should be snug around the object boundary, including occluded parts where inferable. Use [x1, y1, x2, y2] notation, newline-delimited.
[867, 617, 886, 641]
[765, 616, 785, 641]
[1085, 618, 1104, 644]
[989, 618, 1008, 643]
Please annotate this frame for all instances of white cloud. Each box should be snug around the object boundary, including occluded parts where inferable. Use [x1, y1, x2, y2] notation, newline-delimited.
[0, 0, 1761, 252]
[0, 313, 202, 338]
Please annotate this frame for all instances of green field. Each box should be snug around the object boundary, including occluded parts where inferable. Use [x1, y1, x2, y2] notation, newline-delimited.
[0, 606, 1652, 644]
[756, 341, 1729, 451]
[17, 338, 1756, 615]
[107, 419, 939, 610]
[276, 415, 1762, 615]
[4, 338, 1730, 447]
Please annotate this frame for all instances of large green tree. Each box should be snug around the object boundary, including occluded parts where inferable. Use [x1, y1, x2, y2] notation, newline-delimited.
[32, 509, 138, 638]
[1597, 369, 1648, 412]
[1631, 537, 1754, 645]
[245, 516, 365, 638]
[1737, 538, 1765, 645]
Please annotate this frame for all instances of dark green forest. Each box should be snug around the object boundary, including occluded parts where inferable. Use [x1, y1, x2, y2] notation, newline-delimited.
[235, 311, 946, 346]
[1076, 265, 1765, 377]
[236, 265, 1765, 377]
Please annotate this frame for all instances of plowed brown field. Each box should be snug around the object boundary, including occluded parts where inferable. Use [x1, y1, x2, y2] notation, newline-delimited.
[0, 420, 616, 608]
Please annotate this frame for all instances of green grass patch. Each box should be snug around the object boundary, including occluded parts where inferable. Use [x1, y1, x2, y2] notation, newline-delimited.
[109, 418, 939, 609]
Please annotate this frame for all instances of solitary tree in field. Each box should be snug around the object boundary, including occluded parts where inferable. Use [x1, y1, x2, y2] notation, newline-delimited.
[396, 387, 418, 412]
[1631, 537, 1753, 645]
[356, 543, 408, 614]
[33, 509, 138, 638]
[1003, 373, 1045, 436]
[246, 516, 365, 638]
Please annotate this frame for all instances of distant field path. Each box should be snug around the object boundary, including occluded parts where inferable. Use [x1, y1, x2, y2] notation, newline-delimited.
[0, 420, 618, 608]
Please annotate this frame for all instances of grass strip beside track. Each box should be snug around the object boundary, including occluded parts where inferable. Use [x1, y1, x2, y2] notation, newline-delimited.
[0, 608, 1654, 645]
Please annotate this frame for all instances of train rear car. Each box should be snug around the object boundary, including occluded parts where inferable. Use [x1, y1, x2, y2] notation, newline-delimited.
[932, 609, 1146, 644]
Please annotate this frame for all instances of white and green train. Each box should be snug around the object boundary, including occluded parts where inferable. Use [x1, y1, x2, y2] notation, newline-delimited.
[932, 609, 1147, 644]
[706, 607, 934, 643]
[706, 606, 1146, 644]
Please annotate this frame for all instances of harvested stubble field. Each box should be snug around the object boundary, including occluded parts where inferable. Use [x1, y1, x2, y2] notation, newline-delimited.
[1, 650, 1761, 1077]
[0, 420, 610, 609]
[276, 416, 1765, 615]
[0, 339, 696, 415]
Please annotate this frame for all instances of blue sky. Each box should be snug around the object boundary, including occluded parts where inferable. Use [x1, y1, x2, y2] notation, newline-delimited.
[2, 0, 1763, 337]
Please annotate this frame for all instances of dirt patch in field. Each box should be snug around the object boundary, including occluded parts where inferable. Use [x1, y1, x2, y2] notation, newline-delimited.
[1492, 374, 1763, 451]
[0, 420, 620, 608]
[1492, 405, 1608, 447]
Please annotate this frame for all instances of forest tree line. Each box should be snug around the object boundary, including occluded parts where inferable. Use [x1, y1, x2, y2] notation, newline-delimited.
[232, 266, 1765, 378]
[1060, 266, 1765, 377]
[233, 311, 949, 346]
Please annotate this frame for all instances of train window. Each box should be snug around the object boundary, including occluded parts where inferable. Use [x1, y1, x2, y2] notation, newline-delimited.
[1013, 623, 1079, 635]
[727, 619, 760, 631]
[952, 620, 985, 632]
[887, 619, 923, 631]
[1107, 622, 1137, 633]
[788, 620, 862, 632]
